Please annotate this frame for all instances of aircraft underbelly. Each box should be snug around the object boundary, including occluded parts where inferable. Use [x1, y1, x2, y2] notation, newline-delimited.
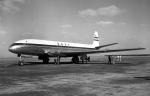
[45, 46, 92, 56]
[15, 44, 93, 56]
[50, 47, 89, 52]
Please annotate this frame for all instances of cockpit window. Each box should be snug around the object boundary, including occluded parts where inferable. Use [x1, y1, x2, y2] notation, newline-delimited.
[9, 43, 17, 47]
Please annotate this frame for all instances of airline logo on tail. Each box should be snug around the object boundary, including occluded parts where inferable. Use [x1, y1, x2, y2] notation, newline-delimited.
[92, 31, 100, 48]
[93, 31, 99, 41]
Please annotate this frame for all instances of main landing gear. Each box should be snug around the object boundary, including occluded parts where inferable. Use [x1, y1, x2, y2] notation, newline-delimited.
[71, 55, 90, 64]
[43, 57, 49, 64]
[38, 55, 50, 64]
[72, 56, 79, 64]
[80, 55, 90, 64]
[39, 55, 61, 64]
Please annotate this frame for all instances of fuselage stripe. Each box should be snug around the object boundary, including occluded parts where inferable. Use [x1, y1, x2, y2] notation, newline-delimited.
[10, 43, 96, 50]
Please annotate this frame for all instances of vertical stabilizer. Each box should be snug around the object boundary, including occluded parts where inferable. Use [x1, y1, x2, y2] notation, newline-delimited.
[92, 31, 100, 48]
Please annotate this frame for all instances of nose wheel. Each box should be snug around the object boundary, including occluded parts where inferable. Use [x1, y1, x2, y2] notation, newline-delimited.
[18, 55, 24, 66]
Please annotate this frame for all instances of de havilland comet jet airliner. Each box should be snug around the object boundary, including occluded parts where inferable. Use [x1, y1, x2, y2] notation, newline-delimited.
[9, 31, 145, 65]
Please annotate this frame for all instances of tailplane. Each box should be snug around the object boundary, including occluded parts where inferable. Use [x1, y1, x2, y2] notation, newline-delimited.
[91, 31, 118, 49]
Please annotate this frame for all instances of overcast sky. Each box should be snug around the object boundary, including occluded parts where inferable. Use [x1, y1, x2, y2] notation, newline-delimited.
[0, 0, 150, 57]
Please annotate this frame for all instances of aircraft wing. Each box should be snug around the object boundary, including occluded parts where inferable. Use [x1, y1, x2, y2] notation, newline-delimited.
[105, 54, 150, 56]
[61, 48, 145, 56]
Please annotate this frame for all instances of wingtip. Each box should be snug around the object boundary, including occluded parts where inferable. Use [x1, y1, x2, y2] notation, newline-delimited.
[138, 48, 146, 50]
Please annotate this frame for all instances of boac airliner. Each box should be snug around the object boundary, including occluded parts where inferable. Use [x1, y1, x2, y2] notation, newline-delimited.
[9, 31, 145, 65]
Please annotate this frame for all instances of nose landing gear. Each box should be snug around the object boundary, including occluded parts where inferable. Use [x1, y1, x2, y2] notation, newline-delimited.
[18, 54, 24, 66]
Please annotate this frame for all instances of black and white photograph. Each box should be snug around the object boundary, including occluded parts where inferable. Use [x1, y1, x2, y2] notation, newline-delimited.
[0, 0, 150, 96]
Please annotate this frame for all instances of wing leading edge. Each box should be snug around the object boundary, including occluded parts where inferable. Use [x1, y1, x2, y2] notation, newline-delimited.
[61, 48, 145, 56]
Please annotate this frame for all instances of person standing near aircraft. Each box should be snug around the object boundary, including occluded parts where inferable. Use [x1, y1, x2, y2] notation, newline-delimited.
[108, 55, 111, 64]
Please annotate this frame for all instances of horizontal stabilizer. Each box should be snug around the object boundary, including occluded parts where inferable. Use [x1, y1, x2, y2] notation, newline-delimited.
[95, 43, 118, 49]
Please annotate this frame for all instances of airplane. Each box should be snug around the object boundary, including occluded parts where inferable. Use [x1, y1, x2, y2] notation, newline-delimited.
[8, 31, 145, 65]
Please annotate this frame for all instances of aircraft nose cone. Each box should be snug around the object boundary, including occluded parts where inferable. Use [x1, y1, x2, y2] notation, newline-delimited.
[9, 45, 19, 53]
[9, 46, 14, 52]
[9, 45, 22, 53]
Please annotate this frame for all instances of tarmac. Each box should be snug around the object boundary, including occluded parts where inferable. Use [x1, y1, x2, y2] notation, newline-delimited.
[0, 56, 150, 96]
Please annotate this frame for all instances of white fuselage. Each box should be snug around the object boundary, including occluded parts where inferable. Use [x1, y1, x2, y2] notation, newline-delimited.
[9, 39, 96, 57]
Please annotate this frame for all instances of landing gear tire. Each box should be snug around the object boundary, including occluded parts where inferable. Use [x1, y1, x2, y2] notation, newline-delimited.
[18, 55, 24, 66]
[18, 61, 24, 66]
[72, 56, 79, 64]
[43, 58, 49, 64]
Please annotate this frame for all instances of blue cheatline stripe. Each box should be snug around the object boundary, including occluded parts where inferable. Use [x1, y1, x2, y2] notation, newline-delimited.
[11, 43, 96, 50]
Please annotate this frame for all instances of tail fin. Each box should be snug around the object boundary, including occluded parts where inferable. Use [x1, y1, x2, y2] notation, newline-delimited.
[92, 31, 100, 48]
